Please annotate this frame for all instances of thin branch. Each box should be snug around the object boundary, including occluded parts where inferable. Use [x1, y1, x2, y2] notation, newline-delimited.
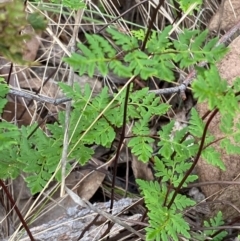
[8, 87, 71, 105]
[0, 180, 35, 241]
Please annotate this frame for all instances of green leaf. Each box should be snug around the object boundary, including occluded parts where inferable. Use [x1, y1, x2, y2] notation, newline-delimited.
[137, 180, 192, 241]
[192, 66, 228, 110]
[147, 26, 172, 52]
[203, 211, 228, 240]
[178, 0, 202, 13]
[201, 147, 225, 170]
[189, 108, 205, 137]
[128, 136, 154, 162]
[107, 28, 139, 51]
[84, 119, 115, 147]
[172, 193, 196, 210]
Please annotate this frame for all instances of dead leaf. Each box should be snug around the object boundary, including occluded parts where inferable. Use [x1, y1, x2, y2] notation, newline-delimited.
[131, 155, 154, 181]
[2, 102, 42, 126]
[76, 159, 107, 201]
[209, 0, 240, 31]
[22, 26, 41, 62]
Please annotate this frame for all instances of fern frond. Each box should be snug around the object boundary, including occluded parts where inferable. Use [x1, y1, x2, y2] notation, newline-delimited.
[0, 79, 8, 113]
[192, 66, 228, 109]
[174, 31, 227, 68]
[220, 138, 240, 155]
[189, 108, 205, 137]
[201, 147, 225, 170]
[147, 26, 172, 52]
[0, 145, 23, 179]
[107, 28, 139, 51]
[83, 118, 115, 147]
[128, 136, 154, 163]
[137, 180, 192, 241]
[203, 211, 228, 240]
[17, 126, 63, 194]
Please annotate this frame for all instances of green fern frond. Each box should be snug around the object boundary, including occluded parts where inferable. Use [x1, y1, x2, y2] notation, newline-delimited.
[147, 26, 172, 52]
[220, 138, 240, 155]
[192, 66, 228, 109]
[17, 126, 63, 194]
[154, 156, 198, 187]
[128, 136, 154, 162]
[174, 30, 227, 68]
[131, 29, 145, 41]
[189, 108, 205, 137]
[137, 180, 192, 241]
[107, 28, 139, 51]
[0, 79, 8, 113]
[201, 147, 225, 170]
[203, 211, 228, 240]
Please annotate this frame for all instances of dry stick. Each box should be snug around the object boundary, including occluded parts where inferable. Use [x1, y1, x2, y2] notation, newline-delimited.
[187, 181, 240, 188]
[17, 66, 60, 122]
[65, 187, 145, 240]
[60, 8, 84, 197]
[8, 88, 71, 105]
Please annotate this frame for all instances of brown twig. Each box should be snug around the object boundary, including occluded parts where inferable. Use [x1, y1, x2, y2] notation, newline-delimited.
[167, 108, 219, 209]
[0, 179, 35, 241]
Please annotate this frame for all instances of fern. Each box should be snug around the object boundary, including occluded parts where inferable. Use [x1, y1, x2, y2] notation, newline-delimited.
[127, 87, 169, 118]
[107, 28, 139, 51]
[173, 30, 227, 68]
[0, 4, 237, 239]
[128, 114, 154, 162]
[137, 180, 195, 241]
[188, 108, 205, 137]
[192, 66, 229, 110]
[203, 211, 228, 241]
[193, 211, 227, 241]
[64, 26, 227, 82]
